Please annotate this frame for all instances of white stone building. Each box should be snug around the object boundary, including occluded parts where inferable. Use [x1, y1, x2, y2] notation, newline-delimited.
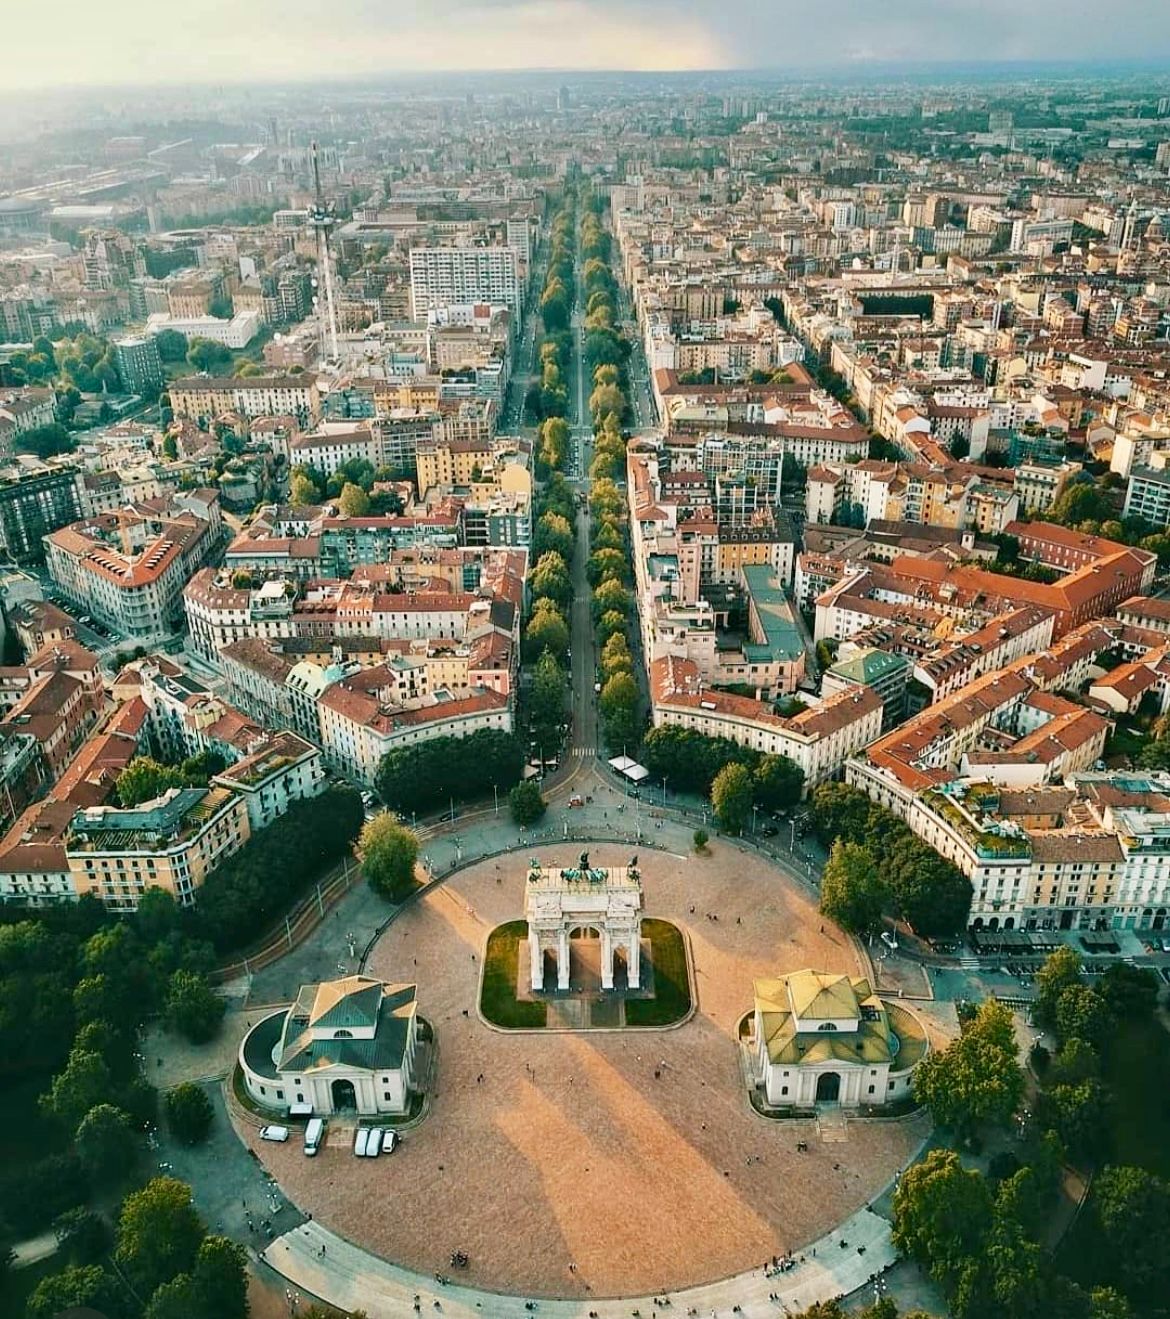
[240, 975, 420, 1116]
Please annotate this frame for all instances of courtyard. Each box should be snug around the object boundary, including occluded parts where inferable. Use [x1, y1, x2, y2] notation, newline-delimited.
[243, 839, 928, 1299]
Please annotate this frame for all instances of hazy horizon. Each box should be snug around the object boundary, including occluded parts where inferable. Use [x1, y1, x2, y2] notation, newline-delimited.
[9, 0, 1170, 92]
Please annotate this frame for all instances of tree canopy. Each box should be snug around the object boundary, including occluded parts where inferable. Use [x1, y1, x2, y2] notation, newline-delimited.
[359, 816, 420, 901]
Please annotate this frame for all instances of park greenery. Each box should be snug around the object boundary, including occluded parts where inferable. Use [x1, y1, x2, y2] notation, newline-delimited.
[376, 729, 524, 817]
[891, 943, 1167, 1319]
[808, 782, 973, 937]
[639, 724, 805, 828]
[190, 786, 363, 952]
[359, 815, 420, 901]
[288, 457, 407, 513]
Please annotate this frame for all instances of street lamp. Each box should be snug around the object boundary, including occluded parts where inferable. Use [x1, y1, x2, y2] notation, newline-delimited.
[662, 776, 668, 807]
[752, 804, 759, 835]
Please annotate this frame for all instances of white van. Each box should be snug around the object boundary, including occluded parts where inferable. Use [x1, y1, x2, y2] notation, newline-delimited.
[353, 1127, 370, 1157]
[366, 1128, 383, 1157]
[303, 1117, 325, 1156]
[259, 1125, 290, 1143]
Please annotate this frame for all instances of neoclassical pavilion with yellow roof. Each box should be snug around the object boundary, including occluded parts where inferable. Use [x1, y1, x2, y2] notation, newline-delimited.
[749, 969, 926, 1108]
[240, 974, 420, 1116]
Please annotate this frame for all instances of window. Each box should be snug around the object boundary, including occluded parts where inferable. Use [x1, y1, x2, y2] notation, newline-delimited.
[277, 1090, 284, 1100]
[333, 1029, 353, 1039]
[868, 1085, 875, 1094]
[816, 1022, 838, 1032]
[781, 1086, 788, 1096]
[383, 1091, 393, 1102]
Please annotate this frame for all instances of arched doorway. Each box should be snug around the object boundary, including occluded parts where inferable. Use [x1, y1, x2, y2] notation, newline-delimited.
[568, 926, 601, 991]
[331, 1078, 357, 1111]
[816, 1072, 841, 1102]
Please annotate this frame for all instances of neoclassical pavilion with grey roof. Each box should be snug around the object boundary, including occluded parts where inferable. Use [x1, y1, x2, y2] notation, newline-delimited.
[240, 974, 420, 1116]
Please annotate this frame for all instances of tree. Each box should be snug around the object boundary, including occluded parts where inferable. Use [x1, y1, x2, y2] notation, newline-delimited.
[338, 481, 370, 517]
[147, 1272, 201, 1319]
[75, 1103, 137, 1185]
[186, 337, 232, 373]
[753, 754, 804, 811]
[16, 422, 75, 459]
[165, 1083, 214, 1145]
[600, 631, 633, 680]
[27, 1264, 123, 1319]
[115, 1176, 206, 1298]
[529, 648, 567, 752]
[1093, 1165, 1170, 1301]
[693, 828, 709, 852]
[523, 599, 570, 664]
[1054, 983, 1112, 1049]
[711, 761, 754, 834]
[819, 841, 886, 935]
[41, 1047, 113, 1134]
[587, 547, 627, 587]
[913, 998, 1023, 1140]
[1036, 1078, 1110, 1161]
[116, 756, 183, 807]
[155, 328, 188, 361]
[360, 815, 419, 901]
[189, 1234, 249, 1319]
[165, 969, 226, 1044]
[509, 780, 547, 827]
[534, 511, 574, 563]
[531, 550, 572, 609]
[1035, 946, 1084, 1032]
[599, 671, 640, 751]
[891, 1148, 994, 1290]
[53, 1206, 113, 1265]
[290, 467, 322, 505]
[591, 578, 631, 621]
[161, 434, 179, 460]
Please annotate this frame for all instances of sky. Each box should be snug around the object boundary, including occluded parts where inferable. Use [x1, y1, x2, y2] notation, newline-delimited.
[6, 0, 1170, 90]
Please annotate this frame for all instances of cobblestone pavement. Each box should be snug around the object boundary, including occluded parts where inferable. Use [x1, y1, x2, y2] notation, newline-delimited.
[265, 1202, 907, 1319]
[241, 840, 929, 1300]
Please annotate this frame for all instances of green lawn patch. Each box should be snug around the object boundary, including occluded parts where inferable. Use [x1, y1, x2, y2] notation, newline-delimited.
[625, 919, 691, 1027]
[481, 921, 547, 1029]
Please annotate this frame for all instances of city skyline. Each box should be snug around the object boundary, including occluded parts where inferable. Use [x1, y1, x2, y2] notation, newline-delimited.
[8, 0, 1170, 91]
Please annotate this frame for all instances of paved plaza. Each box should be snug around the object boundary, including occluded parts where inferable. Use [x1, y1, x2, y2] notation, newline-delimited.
[244, 840, 928, 1299]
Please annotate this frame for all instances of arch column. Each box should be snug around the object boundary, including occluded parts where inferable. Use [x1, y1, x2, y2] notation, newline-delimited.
[627, 935, 641, 990]
[600, 928, 614, 990]
[530, 930, 544, 990]
[557, 927, 570, 990]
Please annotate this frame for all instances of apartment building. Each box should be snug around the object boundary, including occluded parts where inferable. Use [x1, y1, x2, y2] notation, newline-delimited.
[65, 786, 251, 913]
[0, 463, 85, 563]
[210, 731, 326, 831]
[650, 654, 882, 790]
[317, 675, 511, 784]
[409, 246, 521, 319]
[45, 504, 218, 641]
[168, 375, 321, 426]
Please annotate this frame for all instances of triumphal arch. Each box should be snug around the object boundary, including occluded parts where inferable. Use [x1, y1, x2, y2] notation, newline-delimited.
[524, 852, 643, 991]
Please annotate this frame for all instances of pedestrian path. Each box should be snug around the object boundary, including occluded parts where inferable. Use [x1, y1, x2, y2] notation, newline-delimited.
[263, 1204, 897, 1318]
[569, 747, 595, 758]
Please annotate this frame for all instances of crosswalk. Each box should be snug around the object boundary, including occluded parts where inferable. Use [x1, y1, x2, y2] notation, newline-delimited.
[958, 956, 982, 970]
[569, 746, 596, 758]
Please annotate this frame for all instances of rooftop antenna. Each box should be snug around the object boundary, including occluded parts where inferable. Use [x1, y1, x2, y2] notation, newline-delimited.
[308, 140, 340, 365]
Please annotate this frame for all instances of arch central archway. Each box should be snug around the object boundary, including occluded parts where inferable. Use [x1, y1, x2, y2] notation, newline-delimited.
[331, 1078, 357, 1111]
[816, 1072, 841, 1103]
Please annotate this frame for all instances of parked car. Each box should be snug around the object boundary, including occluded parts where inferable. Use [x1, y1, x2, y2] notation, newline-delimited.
[366, 1128, 383, 1157]
[382, 1130, 399, 1153]
[353, 1127, 370, 1157]
[259, 1125, 290, 1143]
